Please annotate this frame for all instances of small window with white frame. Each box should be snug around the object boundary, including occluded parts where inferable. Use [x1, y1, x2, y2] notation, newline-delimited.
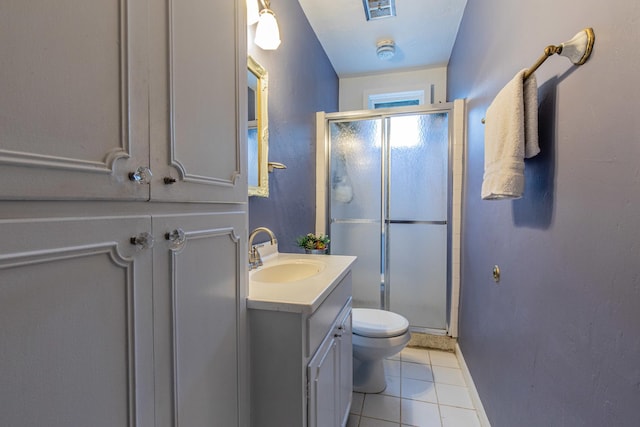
[367, 90, 425, 110]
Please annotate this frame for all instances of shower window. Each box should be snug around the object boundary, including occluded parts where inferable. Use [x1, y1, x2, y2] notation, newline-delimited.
[367, 90, 425, 110]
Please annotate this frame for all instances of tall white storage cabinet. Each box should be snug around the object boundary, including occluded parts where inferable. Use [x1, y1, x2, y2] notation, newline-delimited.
[0, 1, 248, 426]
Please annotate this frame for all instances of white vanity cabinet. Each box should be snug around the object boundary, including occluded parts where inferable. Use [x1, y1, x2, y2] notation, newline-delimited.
[0, 0, 246, 204]
[249, 271, 353, 427]
[338, 307, 354, 424]
[308, 305, 353, 427]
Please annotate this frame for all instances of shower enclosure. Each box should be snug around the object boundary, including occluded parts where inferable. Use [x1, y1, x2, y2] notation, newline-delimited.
[317, 103, 461, 335]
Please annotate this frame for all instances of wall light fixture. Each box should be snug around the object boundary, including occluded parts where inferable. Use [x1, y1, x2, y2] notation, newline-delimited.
[255, 0, 281, 50]
[247, 0, 260, 25]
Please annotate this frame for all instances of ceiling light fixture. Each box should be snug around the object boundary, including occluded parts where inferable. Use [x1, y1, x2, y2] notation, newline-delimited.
[376, 39, 395, 60]
[255, 0, 281, 50]
[247, 0, 260, 25]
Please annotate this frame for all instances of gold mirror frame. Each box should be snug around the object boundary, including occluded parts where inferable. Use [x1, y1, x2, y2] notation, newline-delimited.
[248, 56, 269, 197]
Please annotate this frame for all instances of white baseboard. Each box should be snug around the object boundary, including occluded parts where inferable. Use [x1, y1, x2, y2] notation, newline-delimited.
[455, 343, 491, 427]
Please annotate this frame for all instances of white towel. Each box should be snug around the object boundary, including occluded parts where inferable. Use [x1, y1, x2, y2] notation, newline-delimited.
[481, 69, 540, 200]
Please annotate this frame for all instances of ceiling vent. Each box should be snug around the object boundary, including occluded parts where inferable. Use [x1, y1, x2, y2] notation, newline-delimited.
[363, 0, 396, 21]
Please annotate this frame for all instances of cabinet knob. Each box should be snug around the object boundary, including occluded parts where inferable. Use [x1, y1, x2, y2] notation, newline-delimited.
[165, 228, 186, 250]
[130, 232, 154, 250]
[129, 166, 153, 184]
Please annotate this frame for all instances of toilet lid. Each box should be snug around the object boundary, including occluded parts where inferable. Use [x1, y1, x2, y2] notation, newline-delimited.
[352, 308, 409, 338]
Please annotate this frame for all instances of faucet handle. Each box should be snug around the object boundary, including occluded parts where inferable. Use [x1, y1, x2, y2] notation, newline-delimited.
[248, 227, 277, 270]
[249, 246, 263, 270]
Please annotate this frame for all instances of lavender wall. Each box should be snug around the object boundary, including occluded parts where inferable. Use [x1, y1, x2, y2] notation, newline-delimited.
[248, 0, 338, 252]
[448, 1, 640, 425]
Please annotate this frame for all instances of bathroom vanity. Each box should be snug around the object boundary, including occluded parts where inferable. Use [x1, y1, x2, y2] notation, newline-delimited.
[248, 253, 356, 427]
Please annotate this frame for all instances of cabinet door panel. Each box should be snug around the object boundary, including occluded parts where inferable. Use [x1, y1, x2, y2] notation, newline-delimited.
[150, 0, 247, 203]
[0, 217, 154, 427]
[152, 212, 247, 427]
[0, 0, 149, 200]
[308, 335, 339, 427]
[338, 308, 353, 426]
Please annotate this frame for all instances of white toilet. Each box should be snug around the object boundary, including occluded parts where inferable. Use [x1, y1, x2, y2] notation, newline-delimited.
[352, 308, 411, 393]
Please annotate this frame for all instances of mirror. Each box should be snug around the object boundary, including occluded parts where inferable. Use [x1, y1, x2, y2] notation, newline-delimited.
[248, 56, 269, 197]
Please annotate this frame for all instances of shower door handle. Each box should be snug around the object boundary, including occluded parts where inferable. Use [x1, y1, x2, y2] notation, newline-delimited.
[386, 219, 447, 225]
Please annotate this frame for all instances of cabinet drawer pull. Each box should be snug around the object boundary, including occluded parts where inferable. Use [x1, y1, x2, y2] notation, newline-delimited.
[130, 232, 154, 250]
[129, 166, 153, 184]
[165, 228, 186, 250]
[164, 177, 177, 184]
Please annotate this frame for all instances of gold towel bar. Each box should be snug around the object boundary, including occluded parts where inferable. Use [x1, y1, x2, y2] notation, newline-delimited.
[524, 27, 595, 80]
[482, 28, 595, 124]
[523, 45, 563, 81]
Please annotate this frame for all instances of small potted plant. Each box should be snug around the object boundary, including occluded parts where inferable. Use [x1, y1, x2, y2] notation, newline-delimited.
[296, 233, 330, 254]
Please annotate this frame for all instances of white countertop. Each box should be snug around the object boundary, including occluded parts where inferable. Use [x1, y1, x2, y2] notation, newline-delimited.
[247, 252, 356, 314]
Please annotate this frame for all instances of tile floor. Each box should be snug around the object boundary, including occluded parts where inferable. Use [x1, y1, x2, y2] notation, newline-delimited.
[347, 348, 481, 427]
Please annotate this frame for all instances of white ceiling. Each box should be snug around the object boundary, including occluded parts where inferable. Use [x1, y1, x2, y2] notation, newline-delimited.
[297, 0, 467, 77]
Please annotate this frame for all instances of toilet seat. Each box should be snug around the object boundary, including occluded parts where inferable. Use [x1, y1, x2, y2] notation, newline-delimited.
[352, 308, 409, 338]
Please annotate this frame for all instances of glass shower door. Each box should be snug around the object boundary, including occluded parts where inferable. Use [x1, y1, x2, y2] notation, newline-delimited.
[329, 119, 383, 309]
[387, 113, 449, 330]
[328, 110, 450, 332]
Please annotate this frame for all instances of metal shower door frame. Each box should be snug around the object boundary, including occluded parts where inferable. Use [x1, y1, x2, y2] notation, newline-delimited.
[323, 103, 454, 333]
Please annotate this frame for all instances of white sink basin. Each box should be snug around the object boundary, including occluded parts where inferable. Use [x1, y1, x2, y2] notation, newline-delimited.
[247, 252, 357, 313]
[251, 260, 326, 283]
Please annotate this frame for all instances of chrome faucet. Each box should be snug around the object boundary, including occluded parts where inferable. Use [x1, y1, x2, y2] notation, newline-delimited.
[248, 227, 277, 270]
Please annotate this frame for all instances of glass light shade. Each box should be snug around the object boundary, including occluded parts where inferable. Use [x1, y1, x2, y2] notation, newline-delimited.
[246, 0, 259, 25]
[255, 9, 281, 50]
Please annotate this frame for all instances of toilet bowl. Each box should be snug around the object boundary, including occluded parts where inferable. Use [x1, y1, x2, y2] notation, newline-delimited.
[352, 308, 411, 393]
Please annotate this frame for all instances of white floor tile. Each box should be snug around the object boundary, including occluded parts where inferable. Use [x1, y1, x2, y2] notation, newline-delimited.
[428, 351, 459, 368]
[358, 348, 482, 427]
[351, 392, 365, 414]
[401, 378, 438, 404]
[401, 347, 430, 365]
[347, 413, 361, 427]
[439, 405, 481, 427]
[401, 361, 434, 382]
[381, 375, 401, 398]
[384, 359, 402, 377]
[431, 366, 466, 387]
[400, 399, 442, 427]
[360, 416, 401, 427]
[434, 384, 474, 409]
[362, 394, 401, 423]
